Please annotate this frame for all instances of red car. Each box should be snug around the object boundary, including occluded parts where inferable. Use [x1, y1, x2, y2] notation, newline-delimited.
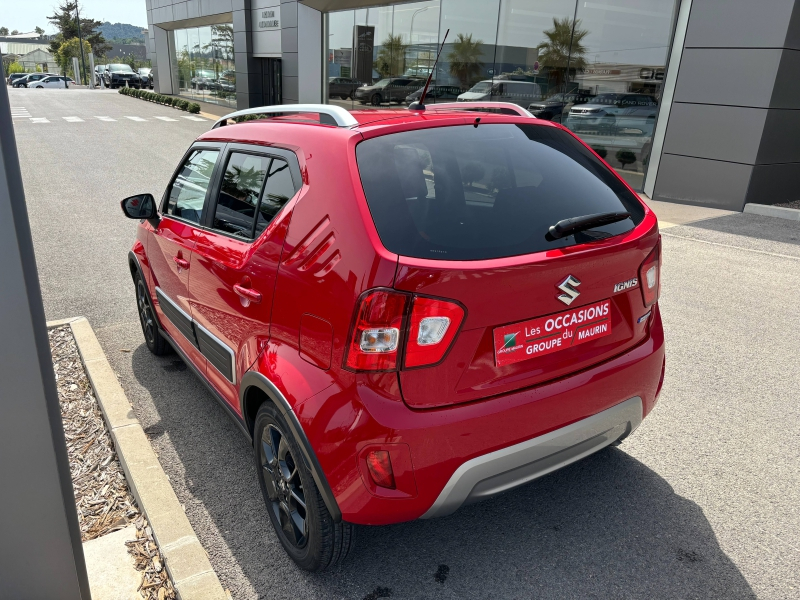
[121, 102, 664, 571]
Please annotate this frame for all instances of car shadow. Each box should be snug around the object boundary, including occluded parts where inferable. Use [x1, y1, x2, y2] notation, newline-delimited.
[666, 211, 800, 249]
[131, 345, 755, 600]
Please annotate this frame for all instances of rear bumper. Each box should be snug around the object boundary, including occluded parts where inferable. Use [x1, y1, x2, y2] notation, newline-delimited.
[421, 396, 642, 518]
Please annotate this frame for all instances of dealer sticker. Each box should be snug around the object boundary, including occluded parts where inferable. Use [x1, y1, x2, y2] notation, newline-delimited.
[493, 300, 612, 367]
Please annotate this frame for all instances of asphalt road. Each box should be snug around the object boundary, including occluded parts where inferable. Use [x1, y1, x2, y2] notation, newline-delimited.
[12, 88, 799, 599]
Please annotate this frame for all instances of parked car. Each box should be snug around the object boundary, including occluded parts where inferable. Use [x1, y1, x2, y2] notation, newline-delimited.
[458, 79, 543, 107]
[191, 69, 219, 90]
[528, 92, 594, 122]
[328, 77, 362, 100]
[404, 84, 462, 105]
[566, 93, 658, 134]
[137, 68, 154, 89]
[354, 77, 426, 106]
[12, 73, 58, 88]
[121, 102, 664, 572]
[94, 64, 107, 86]
[7, 72, 29, 86]
[29, 75, 70, 89]
[103, 64, 142, 89]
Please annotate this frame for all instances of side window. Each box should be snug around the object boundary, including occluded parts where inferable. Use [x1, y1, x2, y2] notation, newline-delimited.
[212, 152, 270, 238]
[253, 158, 296, 237]
[165, 149, 219, 224]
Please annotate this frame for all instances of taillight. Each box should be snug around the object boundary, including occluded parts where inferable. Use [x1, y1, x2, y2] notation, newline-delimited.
[345, 289, 409, 371]
[365, 450, 395, 489]
[404, 297, 465, 368]
[639, 238, 661, 308]
[345, 290, 465, 371]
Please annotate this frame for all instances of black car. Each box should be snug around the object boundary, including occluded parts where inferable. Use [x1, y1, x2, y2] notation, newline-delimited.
[95, 65, 107, 86]
[103, 64, 142, 89]
[528, 92, 594, 122]
[328, 77, 362, 100]
[137, 68, 154, 89]
[405, 84, 462, 105]
[7, 73, 28, 86]
[12, 73, 58, 88]
[354, 77, 426, 106]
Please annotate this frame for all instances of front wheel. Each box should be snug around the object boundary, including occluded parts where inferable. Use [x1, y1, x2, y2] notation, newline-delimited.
[135, 274, 170, 355]
[370, 93, 382, 106]
[253, 402, 354, 571]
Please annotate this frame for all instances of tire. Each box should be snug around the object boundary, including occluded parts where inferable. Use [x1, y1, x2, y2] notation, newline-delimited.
[370, 93, 382, 106]
[253, 402, 354, 571]
[134, 273, 170, 356]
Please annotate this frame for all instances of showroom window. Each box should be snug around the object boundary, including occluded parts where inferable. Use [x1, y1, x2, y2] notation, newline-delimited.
[324, 0, 680, 191]
[170, 23, 236, 108]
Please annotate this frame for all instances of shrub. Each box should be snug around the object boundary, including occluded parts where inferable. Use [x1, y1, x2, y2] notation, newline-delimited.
[591, 145, 607, 159]
[616, 149, 637, 169]
[177, 99, 189, 111]
[188, 103, 200, 114]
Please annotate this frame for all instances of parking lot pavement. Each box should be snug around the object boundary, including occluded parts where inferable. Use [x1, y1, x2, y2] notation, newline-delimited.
[13, 87, 799, 599]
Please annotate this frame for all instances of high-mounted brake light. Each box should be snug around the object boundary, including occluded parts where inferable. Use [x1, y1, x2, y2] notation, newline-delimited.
[639, 238, 661, 308]
[345, 289, 409, 371]
[405, 297, 465, 368]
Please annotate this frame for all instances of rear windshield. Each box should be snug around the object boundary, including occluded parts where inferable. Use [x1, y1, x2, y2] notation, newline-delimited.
[356, 123, 644, 261]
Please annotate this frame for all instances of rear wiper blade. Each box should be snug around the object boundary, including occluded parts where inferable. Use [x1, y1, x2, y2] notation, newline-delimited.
[547, 211, 631, 240]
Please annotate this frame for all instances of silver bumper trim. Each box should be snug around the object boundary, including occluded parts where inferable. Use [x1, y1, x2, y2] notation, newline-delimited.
[421, 397, 643, 519]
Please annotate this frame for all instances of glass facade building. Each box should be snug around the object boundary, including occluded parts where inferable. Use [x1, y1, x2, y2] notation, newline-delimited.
[324, 0, 680, 190]
[169, 24, 237, 108]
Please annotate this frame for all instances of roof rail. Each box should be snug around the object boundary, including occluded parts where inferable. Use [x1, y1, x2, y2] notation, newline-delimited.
[212, 104, 359, 129]
[422, 102, 535, 118]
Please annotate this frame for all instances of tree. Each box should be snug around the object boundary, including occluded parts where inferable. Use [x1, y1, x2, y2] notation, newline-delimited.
[35, 26, 45, 36]
[374, 34, 407, 78]
[47, 2, 110, 58]
[55, 37, 92, 79]
[616, 149, 637, 169]
[0, 27, 8, 36]
[537, 17, 589, 91]
[11, 29, 19, 35]
[447, 33, 484, 90]
[5, 62, 25, 76]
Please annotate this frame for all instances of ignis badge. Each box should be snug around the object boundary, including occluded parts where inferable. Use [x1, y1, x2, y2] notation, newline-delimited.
[613, 278, 638, 293]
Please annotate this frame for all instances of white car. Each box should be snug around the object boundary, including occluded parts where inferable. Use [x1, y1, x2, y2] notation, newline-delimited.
[458, 79, 543, 108]
[29, 76, 70, 89]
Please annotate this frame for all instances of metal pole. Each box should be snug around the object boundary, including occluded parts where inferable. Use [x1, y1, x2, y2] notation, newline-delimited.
[0, 49, 91, 600]
[75, 3, 88, 85]
[88, 52, 95, 89]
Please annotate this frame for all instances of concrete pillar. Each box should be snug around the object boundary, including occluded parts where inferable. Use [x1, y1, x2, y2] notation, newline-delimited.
[281, 0, 322, 104]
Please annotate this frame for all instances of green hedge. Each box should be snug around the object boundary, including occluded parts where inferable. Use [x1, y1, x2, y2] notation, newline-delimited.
[119, 87, 200, 114]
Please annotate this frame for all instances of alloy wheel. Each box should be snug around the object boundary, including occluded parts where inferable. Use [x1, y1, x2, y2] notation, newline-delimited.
[260, 424, 308, 549]
[136, 280, 156, 345]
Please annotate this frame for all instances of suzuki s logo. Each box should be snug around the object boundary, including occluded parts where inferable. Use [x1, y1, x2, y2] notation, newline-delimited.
[557, 275, 581, 306]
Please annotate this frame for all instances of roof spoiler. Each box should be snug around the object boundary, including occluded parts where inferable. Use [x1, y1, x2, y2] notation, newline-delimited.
[423, 102, 535, 118]
[212, 104, 359, 129]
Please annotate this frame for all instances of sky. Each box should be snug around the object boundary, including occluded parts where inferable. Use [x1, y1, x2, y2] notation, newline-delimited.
[0, 0, 147, 34]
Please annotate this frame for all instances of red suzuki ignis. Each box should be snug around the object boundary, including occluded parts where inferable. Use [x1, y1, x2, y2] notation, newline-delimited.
[121, 102, 664, 571]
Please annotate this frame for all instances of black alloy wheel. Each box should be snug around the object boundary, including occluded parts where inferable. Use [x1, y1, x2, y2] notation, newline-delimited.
[253, 403, 354, 571]
[371, 93, 382, 106]
[260, 423, 309, 549]
[135, 274, 170, 355]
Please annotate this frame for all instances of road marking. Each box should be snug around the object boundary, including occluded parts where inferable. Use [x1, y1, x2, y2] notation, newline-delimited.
[96, 116, 116, 122]
[11, 107, 31, 118]
[125, 116, 147, 122]
[662, 232, 800, 261]
[154, 116, 178, 122]
[30, 118, 50, 123]
[63, 116, 84, 122]
[182, 116, 208, 122]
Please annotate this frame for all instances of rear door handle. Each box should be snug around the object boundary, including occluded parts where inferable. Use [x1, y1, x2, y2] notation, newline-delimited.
[173, 256, 190, 269]
[233, 284, 262, 304]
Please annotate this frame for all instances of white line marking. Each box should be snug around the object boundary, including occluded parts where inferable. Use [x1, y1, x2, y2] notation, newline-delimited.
[182, 116, 208, 122]
[96, 116, 116, 121]
[662, 232, 800, 261]
[125, 116, 147, 122]
[63, 116, 84, 122]
[154, 116, 178, 121]
[30, 118, 50, 123]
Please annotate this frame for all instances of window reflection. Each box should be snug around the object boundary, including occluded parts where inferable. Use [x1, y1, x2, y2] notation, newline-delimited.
[170, 24, 236, 108]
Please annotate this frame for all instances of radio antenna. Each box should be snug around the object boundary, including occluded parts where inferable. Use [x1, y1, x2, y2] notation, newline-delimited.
[409, 28, 449, 111]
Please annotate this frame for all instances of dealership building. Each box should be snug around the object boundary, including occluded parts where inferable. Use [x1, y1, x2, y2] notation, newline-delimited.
[144, 0, 800, 211]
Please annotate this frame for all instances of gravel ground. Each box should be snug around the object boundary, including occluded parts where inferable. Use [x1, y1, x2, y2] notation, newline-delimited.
[50, 325, 176, 600]
[772, 200, 800, 210]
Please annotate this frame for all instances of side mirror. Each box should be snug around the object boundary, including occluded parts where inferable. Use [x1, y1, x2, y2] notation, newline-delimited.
[120, 194, 157, 220]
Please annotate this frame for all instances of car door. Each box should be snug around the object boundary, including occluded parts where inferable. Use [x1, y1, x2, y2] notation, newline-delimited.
[149, 143, 224, 368]
[189, 145, 301, 408]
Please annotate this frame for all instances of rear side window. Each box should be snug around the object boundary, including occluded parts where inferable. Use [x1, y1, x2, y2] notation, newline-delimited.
[356, 124, 644, 261]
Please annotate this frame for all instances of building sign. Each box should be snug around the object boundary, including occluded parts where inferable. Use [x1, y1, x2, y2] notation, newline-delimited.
[581, 68, 623, 76]
[257, 7, 280, 30]
[252, 3, 281, 57]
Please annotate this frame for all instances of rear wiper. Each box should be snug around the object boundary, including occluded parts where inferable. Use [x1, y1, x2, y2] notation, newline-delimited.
[547, 211, 630, 240]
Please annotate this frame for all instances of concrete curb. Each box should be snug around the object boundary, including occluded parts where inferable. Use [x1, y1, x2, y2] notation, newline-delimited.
[743, 203, 800, 221]
[47, 317, 228, 600]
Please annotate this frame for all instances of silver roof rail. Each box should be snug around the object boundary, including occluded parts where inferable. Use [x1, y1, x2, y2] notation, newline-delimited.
[212, 104, 359, 129]
[423, 102, 535, 118]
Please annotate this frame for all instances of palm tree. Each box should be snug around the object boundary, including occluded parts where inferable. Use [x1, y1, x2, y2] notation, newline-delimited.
[447, 33, 484, 90]
[537, 17, 589, 91]
[374, 34, 407, 78]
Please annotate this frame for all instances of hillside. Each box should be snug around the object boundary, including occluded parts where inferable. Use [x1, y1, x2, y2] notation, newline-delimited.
[95, 22, 147, 44]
